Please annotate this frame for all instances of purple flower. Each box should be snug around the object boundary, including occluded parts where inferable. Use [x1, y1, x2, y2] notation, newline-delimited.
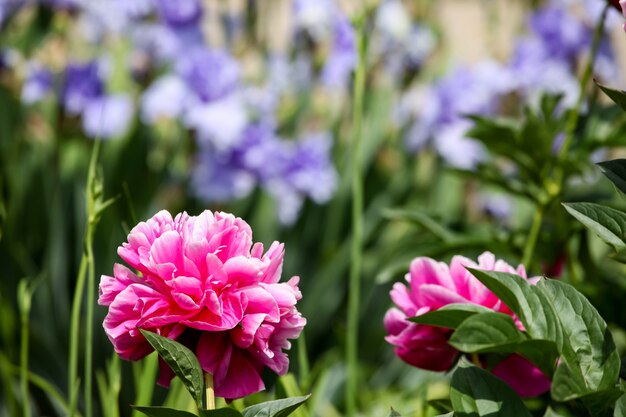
[185, 95, 248, 151]
[62, 61, 104, 114]
[82, 94, 134, 139]
[176, 48, 240, 103]
[22, 65, 54, 104]
[141, 75, 189, 123]
[191, 144, 256, 203]
[528, 4, 591, 61]
[321, 15, 356, 89]
[154, 0, 203, 28]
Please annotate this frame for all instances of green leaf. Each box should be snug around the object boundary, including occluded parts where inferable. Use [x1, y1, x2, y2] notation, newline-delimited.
[383, 209, 457, 242]
[597, 82, 626, 112]
[242, 395, 311, 417]
[563, 202, 626, 251]
[450, 359, 532, 416]
[139, 330, 204, 408]
[466, 269, 562, 350]
[132, 406, 198, 417]
[434, 414, 453, 417]
[614, 393, 626, 417]
[598, 159, 626, 197]
[449, 312, 526, 353]
[538, 280, 620, 401]
[409, 303, 492, 329]
[543, 407, 567, 417]
[428, 398, 453, 413]
[579, 389, 624, 417]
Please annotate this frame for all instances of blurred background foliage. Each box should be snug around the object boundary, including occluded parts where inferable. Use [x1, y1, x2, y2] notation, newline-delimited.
[2, 0, 626, 416]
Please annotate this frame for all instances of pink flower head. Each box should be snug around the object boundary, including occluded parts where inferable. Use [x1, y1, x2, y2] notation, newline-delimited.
[384, 252, 551, 397]
[99, 210, 306, 399]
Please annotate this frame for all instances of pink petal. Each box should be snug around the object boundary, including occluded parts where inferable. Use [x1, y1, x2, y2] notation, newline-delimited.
[491, 354, 551, 398]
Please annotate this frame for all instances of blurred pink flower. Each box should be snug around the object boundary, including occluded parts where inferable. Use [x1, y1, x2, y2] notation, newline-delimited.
[99, 210, 306, 399]
[384, 252, 551, 397]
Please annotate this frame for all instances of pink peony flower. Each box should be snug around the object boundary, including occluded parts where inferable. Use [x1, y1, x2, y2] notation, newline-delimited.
[99, 210, 306, 399]
[384, 252, 551, 397]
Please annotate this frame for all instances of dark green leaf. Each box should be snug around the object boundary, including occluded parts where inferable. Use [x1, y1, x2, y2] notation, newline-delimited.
[450, 359, 532, 416]
[449, 312, 525, 353]
[598, 159, 626, 197]
[242, 395, 310, 417]
[563, 202, 626, 251]
[409, 303, 492, 329]
[466, 269, 562, 350]
[597, 82, 626, 112]
[132, 406, 198, 417]
[139, 329, 204, 408]
[538, 280, 620, 401]
[579, 389, 623, 417]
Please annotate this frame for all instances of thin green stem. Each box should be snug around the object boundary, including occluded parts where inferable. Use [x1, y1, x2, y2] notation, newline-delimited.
[346, 10, 367, 417]
[555, 3, 608, 178]
[19, 282, 31, 417]
[84, 225, 95, 417]
[68, 254, 88, 417]
[521, 205, 545, 268]
[205, 373, 215, 410]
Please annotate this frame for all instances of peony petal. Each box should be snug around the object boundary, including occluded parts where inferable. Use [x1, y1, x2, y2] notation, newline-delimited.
[491, 354, 551, 398]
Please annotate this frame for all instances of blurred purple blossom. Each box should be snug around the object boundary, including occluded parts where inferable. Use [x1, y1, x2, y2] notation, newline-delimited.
[321, 15, 356, 89]
[528, 4, 591, 61]
[154, 0, 203, 28]
[82, 94, 134, 139]
[176, 48, 240, 103]
[62, 61, 105, 114]
[185, 95, 248, 150]
[141, 75, 188, 123]
[22, 65, 54, 104]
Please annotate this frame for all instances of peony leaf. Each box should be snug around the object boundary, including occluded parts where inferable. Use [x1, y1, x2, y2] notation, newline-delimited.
[538, 280, 620, 402]
[242, 395, 310, 417]
[614, 393, 626, 417]
[427, 398, 453, 414]
[598, 159, 626, 197]
[199, 409, 245, 417]
[597, 82, 626, 113]
[563, 202, 626, 251]
[409, 303, 492, 329]
[466, 269, 563, 351]
[543, 407, 567, 417]
[449, 312, 526, 353]
[450, 358, 532, 416]
[139, 329, 204, 409]
[132, 406, 198, 417]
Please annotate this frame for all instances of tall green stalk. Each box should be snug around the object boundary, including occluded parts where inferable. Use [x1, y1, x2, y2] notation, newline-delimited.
[68, 141, 117, 417]
[522, 4, 608, 267]
[346, 10, 367, 417]
[18, 280, 33, 417]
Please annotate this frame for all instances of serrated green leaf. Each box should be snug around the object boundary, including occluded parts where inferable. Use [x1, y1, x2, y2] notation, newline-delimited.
[563, 202, 626, 251]
[538, 280, 620, 401]
[466, 269, 563, 350]
[449, 312, 525, 353]
[598, 159, 626, 197]
[242, 395, 310, 417]
[409, 303, 492, 329]
[450, 359, 532, 416]
[597, 82, 626, 112]
[139, 330, 204, 408]
[132, 406, 198, 417]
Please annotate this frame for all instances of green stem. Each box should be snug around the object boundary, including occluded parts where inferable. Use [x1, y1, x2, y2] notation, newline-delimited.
[84, 225, 95, 417]
[20, 283, 31, 417]
[346, 10, 367, 417]
[521, 204, 545, 268]
[555, 3, 608, 176]
[205, 373, 215, 410]
[68, 254, 88, 417]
